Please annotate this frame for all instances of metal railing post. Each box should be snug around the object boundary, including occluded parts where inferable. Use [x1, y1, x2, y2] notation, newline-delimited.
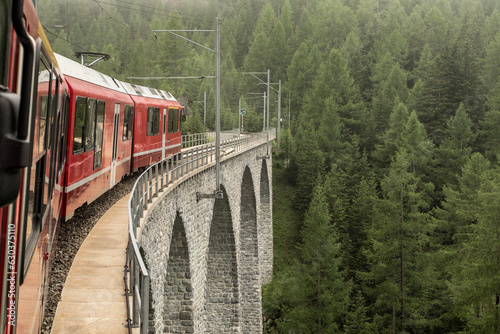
[148, 168, 153, 202]
[132, 257, 139, 324]
[141, 275, 150, 334]
[154, 164, 159, 196]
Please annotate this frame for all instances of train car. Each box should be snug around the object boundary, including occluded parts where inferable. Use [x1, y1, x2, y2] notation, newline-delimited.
[54, 54, 135, 221]
[120, 82, 182, 170]
[0, 0, 68, 332]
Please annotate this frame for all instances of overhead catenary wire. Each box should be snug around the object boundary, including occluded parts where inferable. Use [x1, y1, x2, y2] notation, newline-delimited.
[93, 0, 128, 27]
[42, 25, 91, 52]
[94, 0, 215, 27]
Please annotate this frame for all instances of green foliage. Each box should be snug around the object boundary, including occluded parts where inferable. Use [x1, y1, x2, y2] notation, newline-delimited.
[275, 181, 351, 333]
[182, 111, 204, 135]
[366, 150, 434, 332]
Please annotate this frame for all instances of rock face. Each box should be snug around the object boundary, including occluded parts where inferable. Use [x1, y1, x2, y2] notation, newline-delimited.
[140, 142, 273, 334]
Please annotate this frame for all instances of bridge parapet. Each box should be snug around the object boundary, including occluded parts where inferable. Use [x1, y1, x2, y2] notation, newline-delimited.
[127, 130, 274, 334]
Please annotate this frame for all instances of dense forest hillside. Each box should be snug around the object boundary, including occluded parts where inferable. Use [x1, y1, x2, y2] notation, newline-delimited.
[39, 0, 500, 332]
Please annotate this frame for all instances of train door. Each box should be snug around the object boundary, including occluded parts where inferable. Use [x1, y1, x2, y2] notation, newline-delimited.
[162, 108, 167, 160]
[110, 104, 120, 187]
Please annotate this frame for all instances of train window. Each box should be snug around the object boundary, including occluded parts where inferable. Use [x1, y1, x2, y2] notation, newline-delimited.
[47, 76, 59, 196]
[38, 96, 48, 154]
[147, 107, 160, 136]
[46, 78, 56, 152]
[94, 100, 105, 169]
[74, 97, 105, 156]
[37, 57, 52, 156]
[168, 108, 179, 133]
[0, 0, 9, 85]
[123, 105, 133, 141]
[153, 107, 160, 135]
[58, 92, 70, 174]
[85, 99, 96, 151]
[73, 97, 86, 153]
[24, 155, 47, 280]
[147, 107, 153, 136]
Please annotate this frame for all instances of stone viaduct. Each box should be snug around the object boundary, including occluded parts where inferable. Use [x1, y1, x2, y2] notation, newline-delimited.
[129, 133, 273, 334]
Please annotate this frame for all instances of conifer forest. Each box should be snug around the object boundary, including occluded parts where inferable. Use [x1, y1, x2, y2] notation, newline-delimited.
[39, 0, 500, 332]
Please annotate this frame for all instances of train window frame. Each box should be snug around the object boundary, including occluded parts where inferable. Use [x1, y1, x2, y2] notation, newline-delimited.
[23, 48, 54, 283]
[147, 107, 153, 136]
[168, 108, 179, 133]
[123, 105, 133, 141]
[38, 95, 49, 154]
[36, 56, 52, 157]
[58, 91, 70, 175]
[84, 99, 96, 151]
[47, 75, 59, 198]
[94, 100, 105, 169]
[73, 97, 105, 156]
[73, 97, 86, 154]
[147, 107, 160, 136]
[0, 0, 10, 86]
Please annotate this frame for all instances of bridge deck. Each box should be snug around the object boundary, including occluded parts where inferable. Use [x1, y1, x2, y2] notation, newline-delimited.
[51, 194, 133, 334]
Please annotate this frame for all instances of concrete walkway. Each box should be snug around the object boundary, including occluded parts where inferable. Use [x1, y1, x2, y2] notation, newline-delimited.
[51, 195, 131, 333]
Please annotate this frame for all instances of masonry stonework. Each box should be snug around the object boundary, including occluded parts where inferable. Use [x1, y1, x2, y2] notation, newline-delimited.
[139, 143, 272, 334]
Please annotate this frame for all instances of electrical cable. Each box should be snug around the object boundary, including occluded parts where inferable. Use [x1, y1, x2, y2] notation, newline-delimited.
[42, 25, 91, 52]
[95, 0, 214, 27]
[94, 0, 128, 27]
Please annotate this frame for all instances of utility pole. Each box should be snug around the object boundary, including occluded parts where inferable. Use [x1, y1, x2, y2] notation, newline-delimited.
[242, 71, 282, 155]
[266, 69, 270, 156]
[215, 17, 221, 195]
[278, 80, 281, 151]
[151, 18, 222, 199]
[263, 93, 267, 132]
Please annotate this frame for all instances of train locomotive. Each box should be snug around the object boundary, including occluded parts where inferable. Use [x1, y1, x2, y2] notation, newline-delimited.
[0, 0, 184, 332]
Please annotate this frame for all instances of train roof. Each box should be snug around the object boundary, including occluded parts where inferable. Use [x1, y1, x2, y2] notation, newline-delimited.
[54, 53, 177, 102]
[55, 53, 127, 93]
[120, 81, 177, 102]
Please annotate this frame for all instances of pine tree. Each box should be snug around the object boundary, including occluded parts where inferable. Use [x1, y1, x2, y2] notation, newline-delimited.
[373, 98, 410, 175]
[370, 53, 410, 135]
[402, 111, 434, 178]
[434, 103, 475, 194]
[442, 154, 500, 332]
[366, 150, 433, 332]
[292, 124, 324, 214]
[279, 181, 351, 333]
[345, 290, 377, 334]
[317, 98, 344, 168]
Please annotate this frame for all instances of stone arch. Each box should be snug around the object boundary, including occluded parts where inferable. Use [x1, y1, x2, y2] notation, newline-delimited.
[163, 212, 193, 333]
[260, 159, 272, 283]
[205, 185, 239, 333]
[240, 166, 262, 331]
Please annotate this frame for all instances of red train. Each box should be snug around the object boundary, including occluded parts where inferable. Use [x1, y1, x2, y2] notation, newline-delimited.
[0, 1, 184, 332]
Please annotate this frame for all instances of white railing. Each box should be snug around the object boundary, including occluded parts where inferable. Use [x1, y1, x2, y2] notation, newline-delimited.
[126, 129, 274, 333]
[181, 130, 242, 149]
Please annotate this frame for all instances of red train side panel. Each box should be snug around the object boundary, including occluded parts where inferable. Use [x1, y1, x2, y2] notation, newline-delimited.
[1, 1, 69, 332]
[55, 55, 134, 220]
[120, 82, 182, 170]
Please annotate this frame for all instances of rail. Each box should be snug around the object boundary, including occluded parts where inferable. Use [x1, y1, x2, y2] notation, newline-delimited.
[126, 129, 274, 333]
